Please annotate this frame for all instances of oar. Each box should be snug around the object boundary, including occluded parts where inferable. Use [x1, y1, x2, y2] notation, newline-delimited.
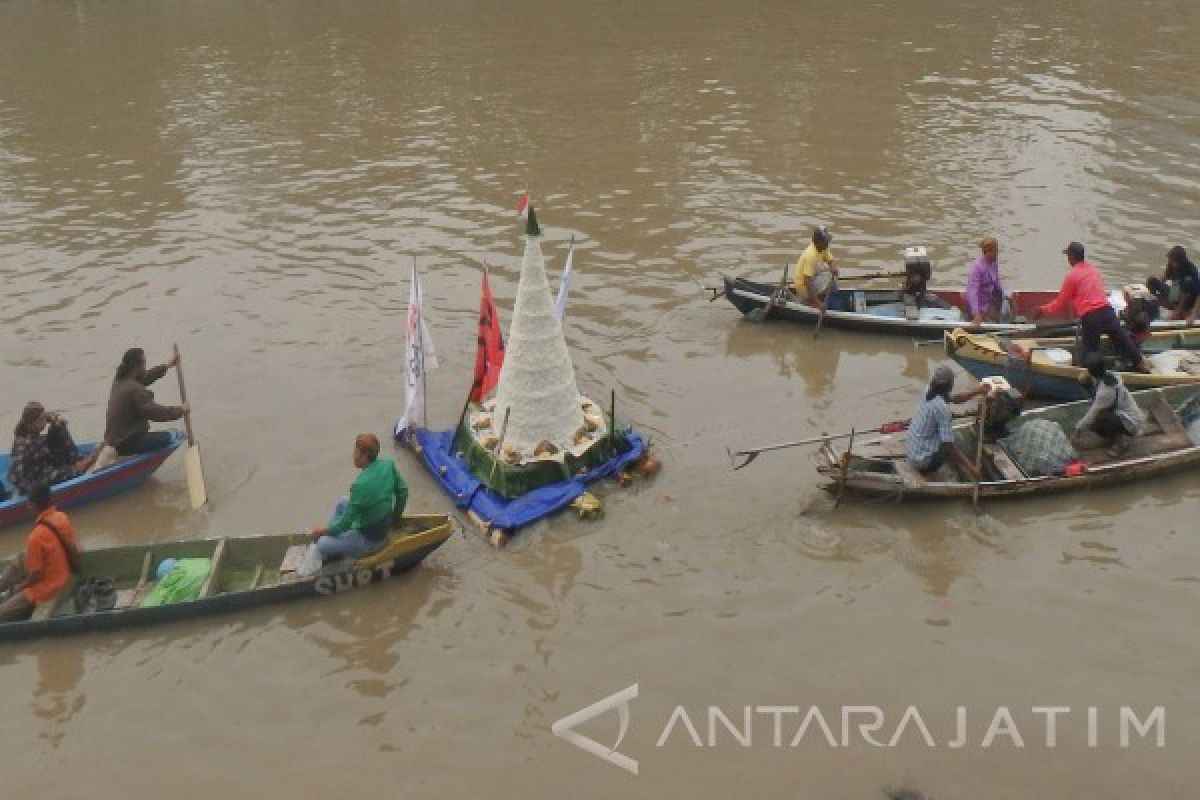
[915, 323, 1080, 348]
[173, 343, 208, 510]
[728, 420, 910, 470]
[836, 270, 907, 282]
[971, 401, 987, 507]
[832, 428, 856, 509]
[814, 298, 828, 338]
[729, 409, 981, 470]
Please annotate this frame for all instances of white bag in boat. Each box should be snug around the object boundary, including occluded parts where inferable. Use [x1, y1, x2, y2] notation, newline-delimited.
[297, 543, 324, 578]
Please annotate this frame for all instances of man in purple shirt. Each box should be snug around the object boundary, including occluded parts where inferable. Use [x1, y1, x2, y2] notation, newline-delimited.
[964, 236, 1006, 325]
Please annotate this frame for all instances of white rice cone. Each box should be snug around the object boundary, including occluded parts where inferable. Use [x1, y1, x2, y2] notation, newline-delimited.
[491, 216, 586, 453]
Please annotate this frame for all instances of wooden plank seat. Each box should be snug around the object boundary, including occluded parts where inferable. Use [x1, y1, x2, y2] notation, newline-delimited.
[891, 460, 928, 490]
[279, 544, 310, 584]
[986, 445, 1028, 481]
[198, 538, 228, 599]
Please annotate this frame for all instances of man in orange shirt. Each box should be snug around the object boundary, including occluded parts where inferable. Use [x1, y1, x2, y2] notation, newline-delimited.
[1031, 242, 1149, 373]
[0, 484, 79, 622]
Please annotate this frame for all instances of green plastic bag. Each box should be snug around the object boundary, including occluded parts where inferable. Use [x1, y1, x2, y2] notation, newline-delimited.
[141, 558, 212, 607]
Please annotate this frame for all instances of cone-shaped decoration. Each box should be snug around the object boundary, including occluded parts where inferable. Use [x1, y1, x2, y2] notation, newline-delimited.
[491, 206, 586, 453]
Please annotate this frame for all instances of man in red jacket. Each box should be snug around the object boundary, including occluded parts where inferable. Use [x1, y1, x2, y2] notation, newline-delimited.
[1031, 242, 1149, 373]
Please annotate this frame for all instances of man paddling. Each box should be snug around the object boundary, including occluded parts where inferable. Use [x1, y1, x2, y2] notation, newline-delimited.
[103, 347, 189, 455]
[1031, 242, 1150, 373]
[905, 365, 988, 477]
[793, 225, 837, 311]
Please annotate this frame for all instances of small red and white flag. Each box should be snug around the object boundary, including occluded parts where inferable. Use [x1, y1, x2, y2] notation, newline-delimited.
[516, 189, 530, 219]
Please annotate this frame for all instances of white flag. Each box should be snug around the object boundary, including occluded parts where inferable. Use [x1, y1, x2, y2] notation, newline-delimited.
[395, 264, 438, 438]
[555, 237, 576, 322]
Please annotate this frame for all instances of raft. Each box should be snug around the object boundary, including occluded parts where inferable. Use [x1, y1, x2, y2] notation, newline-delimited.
[0, 514, 454, 642]
[0, 430, 184, 530]
[407, 426, 646, 537]
[946, 328, 1200, 400]
[815, 385, 1200, 501]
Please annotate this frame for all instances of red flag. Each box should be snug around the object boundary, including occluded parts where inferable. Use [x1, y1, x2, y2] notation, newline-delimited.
[469, 269, 505, 403]
[516, 190, 530, 219]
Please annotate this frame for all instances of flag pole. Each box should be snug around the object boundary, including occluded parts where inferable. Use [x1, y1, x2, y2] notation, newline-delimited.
[450, 261, 488, 456]
[414, 256, 428, 432]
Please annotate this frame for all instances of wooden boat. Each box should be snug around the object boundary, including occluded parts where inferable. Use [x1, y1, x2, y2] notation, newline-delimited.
[814, 386, 1200, 501]
[0, 430, 184, 530]
[719, 276, 1191, 339]
[720, 275, 1059, 338]
[0, 513, 454, 642]
[946, 328, 1200, 401]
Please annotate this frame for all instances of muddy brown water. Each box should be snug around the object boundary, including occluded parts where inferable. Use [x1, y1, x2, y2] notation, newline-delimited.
[2, 1, 1199, 797]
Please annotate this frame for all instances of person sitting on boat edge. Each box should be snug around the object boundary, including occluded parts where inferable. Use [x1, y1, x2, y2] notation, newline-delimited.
[964, 236, 1009, 326]
[793, 225, 837, 311]
[1146, 245, 1200, 326]
[7, 401, 99, 496]
[1030, 241, 1151, 374]
[905, 365, 989, 477]
[0, 484, 80, 623]
[1071, 353, 1146, 458]
[308, 433, 409, 562]
[103, 347, 188, 457]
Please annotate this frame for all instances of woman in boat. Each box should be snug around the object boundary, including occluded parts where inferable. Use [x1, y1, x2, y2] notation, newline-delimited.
[1071, 353, 1146, 458]
[7, 402, 97, 496]
[905, 365, 988, 477]
[103, 347, 187, 456]
[964, 236, 1008, 326]
[0, 484, 79, 623]
[1146, 245, 1200, 325]
[308, 433, 409, 562]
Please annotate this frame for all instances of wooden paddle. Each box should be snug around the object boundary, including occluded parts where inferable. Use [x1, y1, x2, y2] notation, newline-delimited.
[971, 401, 987, 507]
[729, 410, 980, 470]
[173, 343, 208, 510]
[832, 428, 855, 509]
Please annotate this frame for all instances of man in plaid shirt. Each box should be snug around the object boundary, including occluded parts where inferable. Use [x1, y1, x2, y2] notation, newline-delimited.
[905, 365, 988, 476]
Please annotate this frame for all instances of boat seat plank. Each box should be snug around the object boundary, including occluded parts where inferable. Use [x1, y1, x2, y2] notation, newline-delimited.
[986, 445, 1027, 481]
[891, 460, 928, 490]
[1142, 392, 1190, 444]
[198, 538, 228, 599]
[279, 545, 309, 575]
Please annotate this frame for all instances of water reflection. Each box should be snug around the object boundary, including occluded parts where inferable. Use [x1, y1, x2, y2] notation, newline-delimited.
[31, 644, 86, 746]
[285, 564, 450, 696]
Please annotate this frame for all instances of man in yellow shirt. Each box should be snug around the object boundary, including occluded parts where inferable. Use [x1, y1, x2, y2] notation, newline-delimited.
[794, 225, 837, 310]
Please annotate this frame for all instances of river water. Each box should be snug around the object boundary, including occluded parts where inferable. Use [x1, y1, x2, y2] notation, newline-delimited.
[2, 1, 1198, 797]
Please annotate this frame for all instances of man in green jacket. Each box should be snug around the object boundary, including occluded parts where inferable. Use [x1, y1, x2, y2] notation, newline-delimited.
[308, 433, 408, 562]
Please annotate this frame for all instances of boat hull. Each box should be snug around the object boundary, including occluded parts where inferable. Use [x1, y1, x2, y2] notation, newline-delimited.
[0, 430, 184, 530]
[722, 276, 1190, 340]
[946, 328, 1200, 401]
[816, 385, 1200, 501]
[0, 514, 455, 642]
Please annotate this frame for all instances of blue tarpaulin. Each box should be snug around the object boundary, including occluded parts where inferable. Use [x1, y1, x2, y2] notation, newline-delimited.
[411, 427, 647, 532]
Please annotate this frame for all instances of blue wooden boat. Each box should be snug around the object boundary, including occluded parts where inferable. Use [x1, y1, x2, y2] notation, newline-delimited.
[0, 430, 184, 530]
